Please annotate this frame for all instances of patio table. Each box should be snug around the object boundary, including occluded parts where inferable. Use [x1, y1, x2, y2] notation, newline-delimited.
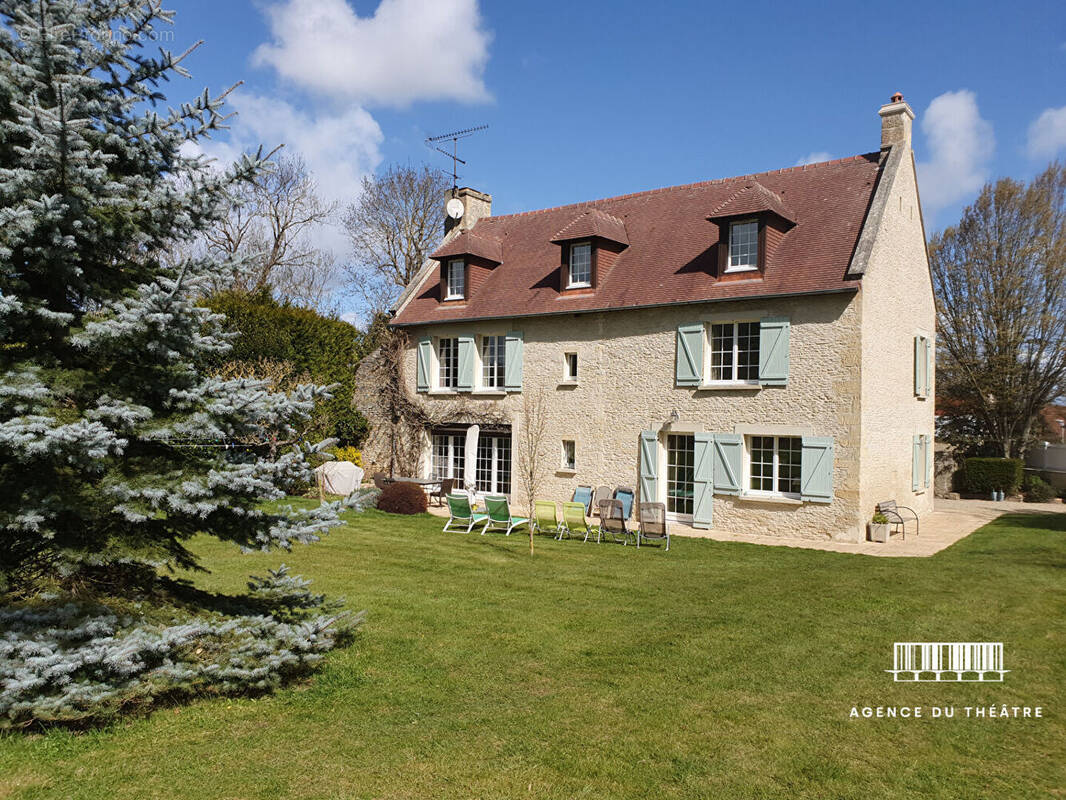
[390, 477, 440, 486]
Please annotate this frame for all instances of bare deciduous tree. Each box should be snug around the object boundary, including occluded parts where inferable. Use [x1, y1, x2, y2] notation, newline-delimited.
[205, 154, 339, 308]
[516, 388, 550, 556]
[930, 162, 1066, 457]
[343, 163, 448, 313]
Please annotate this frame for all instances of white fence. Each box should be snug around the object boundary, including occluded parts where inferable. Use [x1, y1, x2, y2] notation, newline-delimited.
[887, 642, 1008, 682]
[1027, 442, 1066, 474]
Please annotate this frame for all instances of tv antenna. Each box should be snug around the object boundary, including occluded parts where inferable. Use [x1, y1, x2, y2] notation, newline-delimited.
[425, 124, 488, 189]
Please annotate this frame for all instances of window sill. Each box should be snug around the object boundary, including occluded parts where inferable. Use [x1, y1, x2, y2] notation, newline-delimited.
[696, 381, 761, 391]
[557, 380, 579, 388]
[428, 389, 459, 396]
[471, 389, 506, 397]
[556, 469, 578, 477]
[735, 492, 802, 506]
[723, 266, 758, 274]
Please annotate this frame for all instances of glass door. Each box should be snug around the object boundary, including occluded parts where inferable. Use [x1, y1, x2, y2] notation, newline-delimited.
[431, 431, 466, 484]
[476, 433, 512, 496]
[666, 433, 695, 520]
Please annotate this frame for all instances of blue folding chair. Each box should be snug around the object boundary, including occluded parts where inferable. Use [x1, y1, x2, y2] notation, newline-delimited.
[613, 486, 635, 520]
[572, 485, 594, 515]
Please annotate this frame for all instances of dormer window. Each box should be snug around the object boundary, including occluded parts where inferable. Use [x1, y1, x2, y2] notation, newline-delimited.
[445, 259, 465, 299]
[726, 220, 759, 272]
[567, 242, 592, 288]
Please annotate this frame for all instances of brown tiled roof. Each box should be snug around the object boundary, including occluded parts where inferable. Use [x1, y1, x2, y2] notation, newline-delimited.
[707, 180, 797, 223]
[550, 208, 629, 246]
[393, 152, 882, 326]
[430, 229, 503, 263]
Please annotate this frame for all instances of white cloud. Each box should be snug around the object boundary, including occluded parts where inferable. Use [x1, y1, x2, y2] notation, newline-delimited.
[1027, 106, 1066, 159]
[795, 151, 834, 166]
[252, 0, 491, 107]
[190, 91, 384, 255]
[916, 90, 995, 214]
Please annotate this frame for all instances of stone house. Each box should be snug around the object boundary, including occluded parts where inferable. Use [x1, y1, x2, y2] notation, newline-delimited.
[364, 93, 936, 541]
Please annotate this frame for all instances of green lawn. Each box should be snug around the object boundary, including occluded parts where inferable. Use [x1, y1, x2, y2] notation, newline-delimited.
[3, 508, 1065, 799]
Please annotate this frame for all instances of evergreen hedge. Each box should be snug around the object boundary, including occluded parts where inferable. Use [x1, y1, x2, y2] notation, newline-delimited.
[963, 458, 1024, 494]
[204, 291, 368, 447]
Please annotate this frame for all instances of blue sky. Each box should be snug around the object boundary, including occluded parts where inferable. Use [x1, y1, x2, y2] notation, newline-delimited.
[166, 0, 1065, 314]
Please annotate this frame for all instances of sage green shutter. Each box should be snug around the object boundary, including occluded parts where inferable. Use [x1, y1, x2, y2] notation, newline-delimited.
[800, 436, 834, 503]
[711, 433, 742, 495]
[639, 430, 658, 504]
[758, 317, 790, 386]
[504, 331, 524, 391]
[692, 433, 714, 528]
[457, 336, 474, 391]
[914, 336, 930, 398]
[924, 337, 932, 397]
[416, 337, 432, 393]
[912, 435, 921, 491]
[675, 323, 704, 386]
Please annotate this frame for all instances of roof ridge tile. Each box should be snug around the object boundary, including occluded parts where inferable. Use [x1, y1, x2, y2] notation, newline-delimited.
[487, 151, 878, 221]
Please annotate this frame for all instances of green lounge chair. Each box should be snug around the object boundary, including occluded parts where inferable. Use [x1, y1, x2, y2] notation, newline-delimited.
[560, 501, 599, 543]
[532, 500, 561, 537]
[444, 493, 487, 533]
[481, 495, 529, 536]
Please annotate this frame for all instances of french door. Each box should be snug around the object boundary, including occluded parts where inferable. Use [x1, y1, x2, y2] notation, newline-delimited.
[666, 433, 695, 520]
[476, 433, 512, 495]
[431, 431, 465, 484]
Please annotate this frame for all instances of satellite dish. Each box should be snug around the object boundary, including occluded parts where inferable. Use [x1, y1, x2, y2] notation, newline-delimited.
[446, 198, 465, 220]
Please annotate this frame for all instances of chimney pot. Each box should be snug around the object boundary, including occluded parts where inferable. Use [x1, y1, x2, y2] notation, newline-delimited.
[878, 91, 915, 150]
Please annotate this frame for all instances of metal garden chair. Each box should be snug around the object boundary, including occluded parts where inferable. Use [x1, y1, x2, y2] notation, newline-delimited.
[443, 493, 487, 533]
[637, 502, 670, 551]
[560, 501, 598, 543]
[532, 500, 562, 537]
[599, 498, 635, 546]
[481, 495, 530, 536]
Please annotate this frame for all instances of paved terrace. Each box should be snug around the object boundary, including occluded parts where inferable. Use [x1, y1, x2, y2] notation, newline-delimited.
[425, 497, 1066, 557]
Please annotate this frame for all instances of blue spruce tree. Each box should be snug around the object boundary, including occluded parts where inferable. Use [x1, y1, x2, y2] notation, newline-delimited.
[0, 0, 342, 594]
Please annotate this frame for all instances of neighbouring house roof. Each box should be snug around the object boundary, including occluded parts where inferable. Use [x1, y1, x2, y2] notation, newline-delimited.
[392, 152, 883, 326]
[550, 207, 629, 246]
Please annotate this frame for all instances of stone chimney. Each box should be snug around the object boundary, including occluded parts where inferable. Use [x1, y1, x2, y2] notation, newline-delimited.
[878, 91, 915, 150]
[444, 186, 492, 236]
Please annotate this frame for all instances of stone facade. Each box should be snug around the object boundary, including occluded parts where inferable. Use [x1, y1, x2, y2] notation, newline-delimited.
[370, 290, 869, 540]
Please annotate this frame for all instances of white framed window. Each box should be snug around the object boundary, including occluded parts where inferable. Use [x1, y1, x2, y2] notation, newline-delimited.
[709, 321, 760, 382]
[438, 337, 459, 389]
[747, 435, 801, 498]
[563, 352, 578, 382]
[561, 439, 576, 471]
[431, 431, 466, 483]
[727, 220, 759, 272]
[568, 242, 592, 288]
[476, 433, 512, 495]
[666, 433, 695, 518]
[481, 335, 506, 388]
[445, 259, 465, 299]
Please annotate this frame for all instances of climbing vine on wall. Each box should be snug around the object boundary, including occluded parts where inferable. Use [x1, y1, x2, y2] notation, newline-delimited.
[355, 330, 508, 477]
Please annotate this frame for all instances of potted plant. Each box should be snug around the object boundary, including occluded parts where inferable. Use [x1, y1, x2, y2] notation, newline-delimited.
[869, 512, 890, 543]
